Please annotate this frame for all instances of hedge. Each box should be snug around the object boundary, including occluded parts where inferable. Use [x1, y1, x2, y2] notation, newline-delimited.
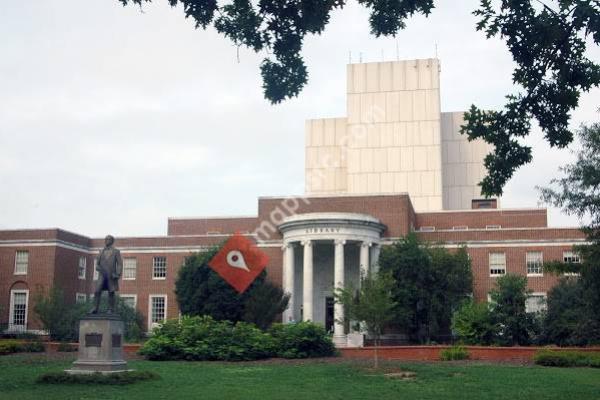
[139, 316, 336, 361]
[0, 340, 45, 355]
[37, 371, 159, 385]
[534, 350, 600, 368]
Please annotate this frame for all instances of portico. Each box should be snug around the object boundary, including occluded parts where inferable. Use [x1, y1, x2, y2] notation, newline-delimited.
[278, 213, 386, 346]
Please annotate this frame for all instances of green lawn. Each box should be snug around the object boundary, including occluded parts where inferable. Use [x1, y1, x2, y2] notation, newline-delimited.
[1, 354, 599, 400]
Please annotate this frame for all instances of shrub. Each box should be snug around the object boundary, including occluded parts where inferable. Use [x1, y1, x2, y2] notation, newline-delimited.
[139, 316, 275, 361]
[269, 322, 336, 359]
[139, 317, 336, 361]
[0, 340, 45, 355]
[440, 345, 470, 361]
[0, 340, 21, 355]
[37, 370, 159, 385]
[534, 350, 600, 368]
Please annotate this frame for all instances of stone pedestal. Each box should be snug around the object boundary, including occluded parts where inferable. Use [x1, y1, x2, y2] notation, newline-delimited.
[66, 313, 129, 374]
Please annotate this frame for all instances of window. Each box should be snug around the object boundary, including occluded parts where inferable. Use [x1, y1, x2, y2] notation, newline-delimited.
[123, 258, 137, 280]
[563, 251, 581, 276]
[149, 295, 167, 329]
[152, 257, 167, 279]
[420, 226, 435, 232]
[563, 251, 580, 264]
[76, 293, 87, 304]
[93, 259, 99, 281]
[526, 293, 547, 313]
[78, 256, 87, 279]
[120, 294, 137, 309]
[489, 252, 506, 276]
[14, 251, 28, 275]
[486, 225, 501, 230]
[9, 290, 29, 331]
[526, 251, 543, 276]
[452, 226, 468, 230]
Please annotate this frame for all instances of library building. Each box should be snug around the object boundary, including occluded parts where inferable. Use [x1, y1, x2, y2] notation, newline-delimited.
[0, 59, 585, 346]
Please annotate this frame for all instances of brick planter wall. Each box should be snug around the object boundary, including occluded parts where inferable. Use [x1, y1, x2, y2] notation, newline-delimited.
[340, 346, 600, 363]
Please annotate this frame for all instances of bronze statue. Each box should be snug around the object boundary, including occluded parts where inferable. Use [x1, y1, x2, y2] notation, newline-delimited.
[91, 235, 123, 314]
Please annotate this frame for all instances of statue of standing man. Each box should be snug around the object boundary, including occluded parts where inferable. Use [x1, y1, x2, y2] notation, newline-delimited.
[91, 235, 123, 314]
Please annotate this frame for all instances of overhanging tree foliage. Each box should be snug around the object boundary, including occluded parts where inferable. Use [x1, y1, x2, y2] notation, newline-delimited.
[378, 233, 473, 343]
[117, 0, 599, 196]
[175, 246, 289, 329]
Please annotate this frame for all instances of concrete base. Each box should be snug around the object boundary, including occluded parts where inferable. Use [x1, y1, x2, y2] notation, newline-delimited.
[346, 332, 364, 348]
[333, 334, 348, 348]
[64, 368, 134, 375]
[67, 313, 130, 374]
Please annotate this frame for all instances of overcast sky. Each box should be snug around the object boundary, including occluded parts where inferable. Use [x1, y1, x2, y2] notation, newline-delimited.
[1, 1, 598, 238]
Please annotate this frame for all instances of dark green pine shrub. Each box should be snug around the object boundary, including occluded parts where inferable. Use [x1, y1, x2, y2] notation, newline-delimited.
[269, 322, 336, 359]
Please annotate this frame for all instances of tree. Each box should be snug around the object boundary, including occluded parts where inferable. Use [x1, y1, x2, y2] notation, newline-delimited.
[452, 299, 498, 345]
[175, 246, 289, 328]
[540, 122, 600, 243]
[34, 286, 84, 342]
[117, 1, 599, 196]
[334, 271, 397, 368]
[488, 274, 537, 346]
[542, 278, 595, 346]
[243, 282, 290, 330]
[33, 286, 144, 342]
[378, 234, 473, 343]
[538, 122, 600, 345]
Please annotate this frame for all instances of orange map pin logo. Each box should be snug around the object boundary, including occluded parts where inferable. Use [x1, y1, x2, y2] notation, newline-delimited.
[208, 232, 269, 293]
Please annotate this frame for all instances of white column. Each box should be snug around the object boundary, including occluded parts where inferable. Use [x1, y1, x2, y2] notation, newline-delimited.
[370, 244, 381, 273]
[282, 243, 295, 323]
[333, 239, 346, 346]
[302, 240, 313, 322]
[359, 241, 371, 281]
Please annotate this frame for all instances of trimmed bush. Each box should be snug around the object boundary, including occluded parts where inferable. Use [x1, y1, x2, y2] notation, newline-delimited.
[139, 316, 275, 361]
[440, 345, 470, 361]
[269, 322, 336, 359]
[0, 340, 45, 355]
[37, 371, 159, 385]
[534, 350, 600, 368]
[139, 316, 336, 361]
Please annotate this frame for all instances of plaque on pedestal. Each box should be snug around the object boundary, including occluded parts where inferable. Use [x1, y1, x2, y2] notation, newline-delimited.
[66, 313, 130, 374]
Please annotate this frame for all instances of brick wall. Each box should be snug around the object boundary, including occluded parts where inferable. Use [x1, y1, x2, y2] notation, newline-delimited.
[415, 209, 548, 230]
[167, 217, 258, 236]
[0, 245, 58, 330]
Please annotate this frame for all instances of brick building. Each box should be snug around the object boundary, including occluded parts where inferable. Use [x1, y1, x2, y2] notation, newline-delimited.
[0, 59, 585, 344]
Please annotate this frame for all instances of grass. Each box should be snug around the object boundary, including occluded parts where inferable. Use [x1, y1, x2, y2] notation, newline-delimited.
[0, 354, 599, 400]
